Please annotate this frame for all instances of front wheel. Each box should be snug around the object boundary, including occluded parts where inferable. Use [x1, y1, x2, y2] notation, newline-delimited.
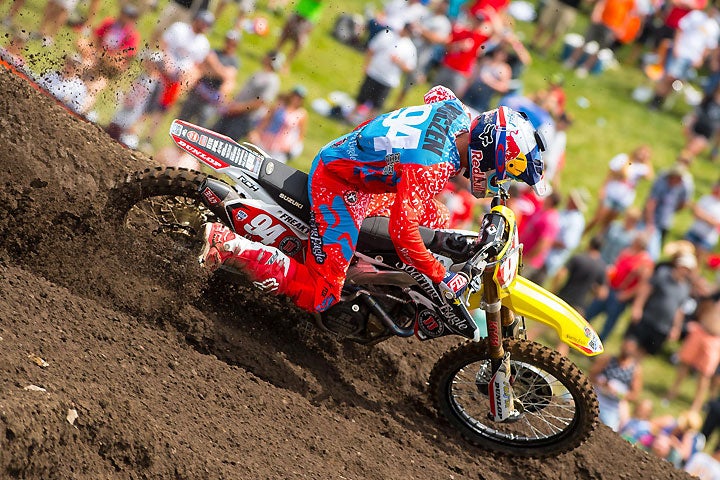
[429, 339, 598, 457]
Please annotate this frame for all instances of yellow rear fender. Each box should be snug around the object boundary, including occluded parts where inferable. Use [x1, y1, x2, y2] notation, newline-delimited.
[469, 276, 604, 356]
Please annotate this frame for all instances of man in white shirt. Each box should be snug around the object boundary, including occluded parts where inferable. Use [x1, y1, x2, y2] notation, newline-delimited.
[351, 24, 417, 122]
[650, 5, 720, 110]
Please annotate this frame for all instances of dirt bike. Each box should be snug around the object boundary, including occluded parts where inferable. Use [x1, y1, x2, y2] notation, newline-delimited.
[108, 119, 603, 457]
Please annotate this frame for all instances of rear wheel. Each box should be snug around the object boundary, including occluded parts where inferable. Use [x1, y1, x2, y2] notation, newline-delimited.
[107, 167, 217, 251]
[429, 339, 598, 457]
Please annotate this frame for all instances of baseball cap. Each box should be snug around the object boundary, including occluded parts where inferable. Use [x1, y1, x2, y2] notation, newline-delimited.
[291, 85, 307, 98]
[194, 10, 215, 26]
[674, 253, 697, 270]
[121, 4, 140, 18]
[225, 29, 241, 42]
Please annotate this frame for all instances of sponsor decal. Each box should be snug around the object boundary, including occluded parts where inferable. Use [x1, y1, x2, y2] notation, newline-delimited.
[417, 309, 444, 338]
[239, 175, 260, 192]
[174, 138, 228, 169]
[309, 212, 327, 264]
[317, 293, 336, 312]
[235, 209, 248, 221]
[395, 262, 468, 331]
[202, 188, 221, 205]
[470, 153, 487, 196]
[187, 130, 200, 142]
[422, 102, 464, 156]
[279, 192, 304, 210]
[253, 278, 280, 292]
[382, 153, 400, 175]
[199, 135, 208, 147]
[446, 273, 468, 293]
[279, 236, 302, 257]
[478, 123, 494, 147]
[344, 190, 358, 205]
[265, 162, 275, 175]
[278, 212, 311, 235]
[487, 317, 501, 348]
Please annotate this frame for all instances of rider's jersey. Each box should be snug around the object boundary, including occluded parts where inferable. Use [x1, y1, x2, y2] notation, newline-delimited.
[311, 92, 471, 283]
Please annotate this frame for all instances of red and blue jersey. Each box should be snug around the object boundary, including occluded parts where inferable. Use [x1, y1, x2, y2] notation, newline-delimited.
[308, 96, 471, 285]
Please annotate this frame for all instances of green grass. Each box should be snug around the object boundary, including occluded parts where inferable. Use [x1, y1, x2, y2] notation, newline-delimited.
[3, 0, 716, 423]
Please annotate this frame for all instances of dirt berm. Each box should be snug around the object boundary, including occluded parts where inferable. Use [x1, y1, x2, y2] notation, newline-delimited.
[0, 69, 692, 479]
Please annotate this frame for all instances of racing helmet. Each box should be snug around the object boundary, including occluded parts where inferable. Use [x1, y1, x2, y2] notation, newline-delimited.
[466, 106, 547, 198]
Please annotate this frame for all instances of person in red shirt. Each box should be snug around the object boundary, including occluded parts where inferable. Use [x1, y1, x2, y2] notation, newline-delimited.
[584, 233, 654, 341]
[77, 4, 141, 111]
[432, 10, 501, 96]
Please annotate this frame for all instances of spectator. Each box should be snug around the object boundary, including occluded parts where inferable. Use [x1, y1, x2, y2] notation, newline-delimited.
[542, 112, 572, 187]
[531, 0, 582, 56]
[1, 0, 24, 27]
[685, 449, 720, 480]
[684, 181, 720, 265]
[599, 206, 644, 265]
[214, 0, 255, 31]
[138, 10, 214, 149]
[461, 44, 513, 113]
[248, 86, 309, 163]
[151, 0, 210, 46]
[552, 235, 607, 316]
[648, 5, 719, 110]
[518, 190, 561, 284]
[212, 50, 284, 141]
[177, 29, 241, 127]
[590, 337, 644, 431]
[682, 85, 720, 162]
[652, 410, 706, 466]
[665, 289, 720, 412]
[37, 0, 81, 45]
[649, 432, 684, 467]
[274, 0, 324, 64]
[620, 398, 655, 447]
[38, 53, 89, 115]
[433, 10, 500, 96]
[368, 0, 428, 39]
[76, 3, 141, 111]
[349, 24, 417, 122]
[643, 163, 693, 245]
[626, 252, 696, 356]
[586, 233, 654, 342]
[584, 145, 654, 237]
[393, 0, 451, 107]
[701, 396, 720, 450]
[543, 188, 589, 281]
[562, 0, 637, 77]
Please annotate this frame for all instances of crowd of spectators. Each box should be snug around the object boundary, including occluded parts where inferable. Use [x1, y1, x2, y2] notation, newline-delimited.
[4, 0, 720, 475]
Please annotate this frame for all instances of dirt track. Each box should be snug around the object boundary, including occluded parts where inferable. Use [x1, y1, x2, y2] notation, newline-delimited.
[0, 68, 693, 479]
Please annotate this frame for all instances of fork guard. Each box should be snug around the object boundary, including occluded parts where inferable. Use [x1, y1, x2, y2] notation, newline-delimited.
[469, 276, 604, 356]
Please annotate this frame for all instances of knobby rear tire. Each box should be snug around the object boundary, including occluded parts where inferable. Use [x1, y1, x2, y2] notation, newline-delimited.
[107, 166, 210, 220]
[428, 338, 598, 457]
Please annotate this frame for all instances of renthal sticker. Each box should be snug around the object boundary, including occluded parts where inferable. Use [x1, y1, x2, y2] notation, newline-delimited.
[187, 130, 200, 142]
[202, 188, 221, 205]
[417, 309, 444, 338]
[344, 190, 358, 205]
[279, 236, 302, 257]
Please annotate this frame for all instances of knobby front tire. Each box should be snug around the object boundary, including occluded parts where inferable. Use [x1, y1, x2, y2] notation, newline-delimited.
[429, 338, 598, 457]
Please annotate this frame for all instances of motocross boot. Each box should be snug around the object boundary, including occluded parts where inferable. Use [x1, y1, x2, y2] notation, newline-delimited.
[199, 222, 239, 271]
[198, 222, 294, 294]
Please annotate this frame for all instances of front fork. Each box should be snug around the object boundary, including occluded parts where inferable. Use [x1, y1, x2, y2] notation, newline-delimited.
[483, 269, 521, 422]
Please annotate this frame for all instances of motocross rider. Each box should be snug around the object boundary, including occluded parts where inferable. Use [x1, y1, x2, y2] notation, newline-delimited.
[199, 85, 547, 313]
